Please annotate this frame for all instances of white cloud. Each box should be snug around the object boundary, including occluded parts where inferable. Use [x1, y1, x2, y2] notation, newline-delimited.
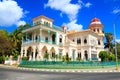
[45, 0, 91, 30]
[16, 21, 26, 27]
[116, 39, 120, 43]
[45, 0, 81, 21]
[64, 19, 83, 30]
[85, 2, 92, 8]
[0, 0, 26, 27]
[112, 9, 120, 14]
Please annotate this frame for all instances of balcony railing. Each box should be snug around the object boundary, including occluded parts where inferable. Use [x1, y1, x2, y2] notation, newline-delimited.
[52, 25, 63, 32]
[52, 41, 56, 44]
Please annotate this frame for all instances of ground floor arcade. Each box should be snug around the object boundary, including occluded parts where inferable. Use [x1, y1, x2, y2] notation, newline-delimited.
[21, 43, 99, 61]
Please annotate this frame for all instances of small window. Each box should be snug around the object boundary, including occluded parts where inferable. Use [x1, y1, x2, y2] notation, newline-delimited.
[59, 35, 62, 43]
[84, 38, 87, 44]
[73, 39, 74, 42]
[98, 40, 101, 45]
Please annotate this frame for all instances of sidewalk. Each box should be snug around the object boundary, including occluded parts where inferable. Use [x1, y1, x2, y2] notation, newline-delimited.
[0, 64, 120, 73]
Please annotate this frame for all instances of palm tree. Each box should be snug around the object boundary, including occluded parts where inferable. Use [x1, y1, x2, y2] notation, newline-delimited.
[104, 32, 114, 54]
[10, 23, 31, 57]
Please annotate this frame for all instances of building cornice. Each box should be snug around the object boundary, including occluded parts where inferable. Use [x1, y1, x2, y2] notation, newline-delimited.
[32, 15, 54, 22]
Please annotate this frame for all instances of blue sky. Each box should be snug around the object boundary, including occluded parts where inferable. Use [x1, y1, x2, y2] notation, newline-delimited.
[0, 0, 120, 41]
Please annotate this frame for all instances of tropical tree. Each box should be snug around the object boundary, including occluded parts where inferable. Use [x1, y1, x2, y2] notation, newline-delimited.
[0, 30, 13, 63]
[0, 30, 13, 56]
[104, 32, 114, 53]
[10, 23, 31, 58]
[108, 54, 115, 61]
[117, 43, 120, 59]
[99, 51, 109, 62]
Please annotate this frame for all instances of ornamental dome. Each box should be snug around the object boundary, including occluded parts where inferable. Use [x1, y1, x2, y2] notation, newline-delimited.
[90, 17, 101, 25]
[88, 17, 103, 29]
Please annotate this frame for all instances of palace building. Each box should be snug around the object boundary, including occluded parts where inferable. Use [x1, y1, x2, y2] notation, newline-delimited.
[20, 15, 104, 61]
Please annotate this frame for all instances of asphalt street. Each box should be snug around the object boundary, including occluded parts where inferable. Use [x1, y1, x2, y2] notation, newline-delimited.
[0, 67, 120, 80]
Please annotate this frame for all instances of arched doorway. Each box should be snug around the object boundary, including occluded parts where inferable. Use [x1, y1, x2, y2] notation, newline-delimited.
[50, 47, 55, 59]
[35, 48, 38, 59]
[84, 50, 88, 60]
[42, 46, 48, 57]
[27, 46, 33, 60]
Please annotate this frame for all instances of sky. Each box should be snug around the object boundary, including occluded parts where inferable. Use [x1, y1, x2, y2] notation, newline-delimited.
[0, 0, 120, 42]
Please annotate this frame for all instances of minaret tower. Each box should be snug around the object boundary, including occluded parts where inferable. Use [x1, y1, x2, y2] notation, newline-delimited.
[88, 17, 104, 37]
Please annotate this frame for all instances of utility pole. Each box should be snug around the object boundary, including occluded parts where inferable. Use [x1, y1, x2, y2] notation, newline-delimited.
[113, 23, 118, 70]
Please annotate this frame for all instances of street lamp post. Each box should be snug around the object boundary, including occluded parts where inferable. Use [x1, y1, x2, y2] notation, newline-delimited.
[113, 23, 118, 70]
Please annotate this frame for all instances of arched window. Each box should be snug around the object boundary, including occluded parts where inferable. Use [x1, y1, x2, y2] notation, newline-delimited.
[77, 38, 81, 44]
[84, 38, 87, 44]
[84, 50, 88, 60]
[98, 40, 101, 45]
[97, 29, 99, 32]
[59, 35, 62, 43]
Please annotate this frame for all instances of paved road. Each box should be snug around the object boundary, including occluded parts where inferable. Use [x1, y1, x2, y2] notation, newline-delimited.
[0, 67, 120, 80]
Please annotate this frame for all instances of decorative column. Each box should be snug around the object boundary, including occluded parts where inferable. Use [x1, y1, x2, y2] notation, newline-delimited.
[32, 33, 34, 42]
[24, 47, 27, 57]
[33, 47, 36, 61]
[55, 32, 58, 45]
[26, 33, 27, 43]
[48, 30, 50, 43]
[89, 47, 91, 61]
[81, 49, 84, 60]
[21, 47, 23, 57]
[95, 28, 97, 33]
[72, 50, 75, 61]
[34, 31, 36, 42]
[39, 28, 42, 42]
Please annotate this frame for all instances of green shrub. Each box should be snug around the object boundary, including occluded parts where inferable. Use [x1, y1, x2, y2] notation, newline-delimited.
[77, 57, 81, 61]
[22, 56, 28, 60]
[0, 55, 5, 64]
[62, 55, 66, 62]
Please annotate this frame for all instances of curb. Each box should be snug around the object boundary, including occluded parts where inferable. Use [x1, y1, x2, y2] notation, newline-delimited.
[1, 65, 120, 73]
[17, 67, 120, 73]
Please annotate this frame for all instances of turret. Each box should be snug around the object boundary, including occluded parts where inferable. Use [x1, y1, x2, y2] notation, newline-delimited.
[88, 17, 104, 37]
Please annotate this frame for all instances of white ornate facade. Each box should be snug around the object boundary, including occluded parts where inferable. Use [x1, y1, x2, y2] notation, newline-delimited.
[21, 15, 104, 61]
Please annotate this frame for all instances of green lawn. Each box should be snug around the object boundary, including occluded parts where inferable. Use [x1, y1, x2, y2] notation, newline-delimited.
[19, 61, 119, 69]
[19, 64, 116, 69]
